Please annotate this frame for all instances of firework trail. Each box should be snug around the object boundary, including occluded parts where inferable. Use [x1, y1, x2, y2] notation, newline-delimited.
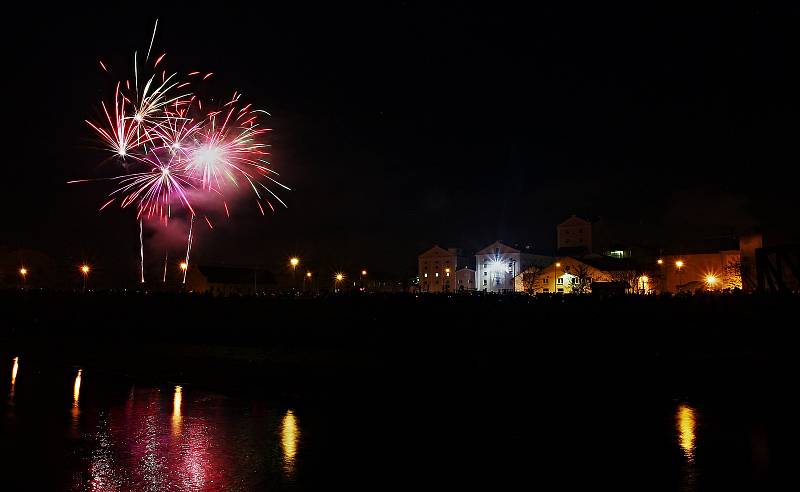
[72, 20, 290, 283]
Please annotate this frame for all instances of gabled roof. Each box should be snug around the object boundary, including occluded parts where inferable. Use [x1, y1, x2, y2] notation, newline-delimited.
[476, 240, 520, 255]
[418, 245, 456, 258]
[558, 215, 592, 227]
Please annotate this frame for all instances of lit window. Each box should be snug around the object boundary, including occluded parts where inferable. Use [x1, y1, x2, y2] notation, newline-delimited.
[543, 288, 549, 293]
[424, 273, 428, 278]
[557, 278, 563, 284]
[435, 272, 439, 277]
[446, 272, 450, 277]
[557, 288, 564, 293]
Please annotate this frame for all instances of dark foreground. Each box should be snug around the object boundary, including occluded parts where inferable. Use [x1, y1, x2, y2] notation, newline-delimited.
[1, 291, 797, 490]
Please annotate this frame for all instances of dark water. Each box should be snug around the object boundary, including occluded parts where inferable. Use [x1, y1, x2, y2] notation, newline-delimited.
[0, 352, 786, 491]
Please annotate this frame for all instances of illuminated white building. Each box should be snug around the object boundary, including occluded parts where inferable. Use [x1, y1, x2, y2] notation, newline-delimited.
[475, 241, 551, 293]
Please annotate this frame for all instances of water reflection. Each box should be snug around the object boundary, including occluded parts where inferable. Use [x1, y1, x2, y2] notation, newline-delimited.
[72, 369, 82, 430]
[676, 403, 698, 492]
[281, 409, 300, 478]
[676, 404, 697, 461]
[172, 385, 182, 437]
[9, 357, 19, 400]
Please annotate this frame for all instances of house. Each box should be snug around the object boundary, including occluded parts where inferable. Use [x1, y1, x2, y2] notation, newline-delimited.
[455, 267, 476, 291]
[189, 265, 277, 295]
[418, 246, 464, 292]
[475, 241, 551, 293]
[557, 215, 609, 256]
[515, 255, 643, 294]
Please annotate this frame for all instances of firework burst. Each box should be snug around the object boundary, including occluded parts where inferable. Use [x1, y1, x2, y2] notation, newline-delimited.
[72, 20, 290, 283]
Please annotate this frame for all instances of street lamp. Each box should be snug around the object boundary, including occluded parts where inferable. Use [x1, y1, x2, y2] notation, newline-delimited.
[657, 259, 664, 265]
[290, 257, 300, 290]
[704, 274, 718, 291]
[19, 267, 27, 286]
[304, 271, 312, 291]
[334, 272, 344, 292]
[179, 261, 188, 285]
[675, 260, 684, 293]
[80, 264, 90, 293]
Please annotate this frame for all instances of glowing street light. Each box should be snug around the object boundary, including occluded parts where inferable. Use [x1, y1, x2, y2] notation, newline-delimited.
[306, 271, 312, 278]
[289, 258, 300, 291]
[180, 261, 188, 271]
[80, 264, 90, 293]
[334, 272, 344, 292]
[19, 267, 28, 285]
[675, 260, 684, 269]
[657, 259, 664, 265]
[705, 274, 718, 290]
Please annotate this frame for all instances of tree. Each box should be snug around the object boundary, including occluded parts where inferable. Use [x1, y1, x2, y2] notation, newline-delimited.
[608, 269, 639, 293]
[567, 263, 592, 294]
[521, 266, 544, 294]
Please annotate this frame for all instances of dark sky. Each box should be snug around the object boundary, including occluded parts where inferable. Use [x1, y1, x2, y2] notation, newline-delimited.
[3, 4, 800, 282]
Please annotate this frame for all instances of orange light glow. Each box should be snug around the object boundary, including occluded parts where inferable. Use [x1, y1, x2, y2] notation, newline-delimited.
[676, 404, 697, 462]
[335, 273, 344, 281]
[675, 260, 684, 269]
[180, 261, 188, 271]
[306, 271, 312, 278]
[80, 265, 90, 274]
[657, 259, 664, 265]
[361, 270, 367, 276]
[555, 262, 561, 268]
[19, 267, 28, 276]
[289, 257, 299, 267]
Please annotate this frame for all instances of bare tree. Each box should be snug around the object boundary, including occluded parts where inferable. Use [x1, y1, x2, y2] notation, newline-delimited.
[608, 269, 639, 293]
[521, 266, 544, 294]
[568, 263, 592, 294]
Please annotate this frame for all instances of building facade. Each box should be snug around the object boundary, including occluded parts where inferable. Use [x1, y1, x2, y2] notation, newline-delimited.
[475, 241, 551, 293]
[418, 246, 462, 292]
[557, 215, 593, 254]
[455, 267, 476, 291]
[659, 250, 741, 293]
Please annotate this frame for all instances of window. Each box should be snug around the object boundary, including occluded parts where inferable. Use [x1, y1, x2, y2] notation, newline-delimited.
[557, 288, 564, 293]
[484, 271, 487, 276]
[435, 272, 439, 277]
[483, 262, 487, 269]
[424, 273, 428, 278]
[446, 272, 450, 277]
[483, 279, 487, 286]
[557, 278, 563, 284]
[543, 288, 549, 293]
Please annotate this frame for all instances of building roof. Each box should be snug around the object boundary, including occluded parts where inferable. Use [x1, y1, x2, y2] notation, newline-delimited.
[558, 215, 592, 227]
[476, 240, 520, 255]
[418, 245, 457, 258]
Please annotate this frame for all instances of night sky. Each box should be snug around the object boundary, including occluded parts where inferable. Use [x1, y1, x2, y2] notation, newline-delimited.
[3, 4, 800, 281]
